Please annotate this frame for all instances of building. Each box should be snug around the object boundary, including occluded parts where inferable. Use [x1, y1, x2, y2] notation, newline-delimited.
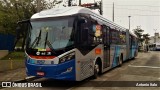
[149, 32, 160, 44]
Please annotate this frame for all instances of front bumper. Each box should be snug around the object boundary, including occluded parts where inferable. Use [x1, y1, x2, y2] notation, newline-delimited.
[26, 59, 76, 81]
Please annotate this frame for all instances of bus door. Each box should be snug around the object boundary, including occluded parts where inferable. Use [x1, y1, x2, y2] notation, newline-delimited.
[103, 26, 110, 68]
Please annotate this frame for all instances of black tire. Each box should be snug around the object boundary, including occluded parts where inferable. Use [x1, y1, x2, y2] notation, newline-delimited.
[119, 55, 123, 67]
[132, 52, 137, 60]
[93, 62, 99, 79]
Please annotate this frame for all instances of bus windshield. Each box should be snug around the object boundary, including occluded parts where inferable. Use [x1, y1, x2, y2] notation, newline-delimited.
[27, 17, 75, 51]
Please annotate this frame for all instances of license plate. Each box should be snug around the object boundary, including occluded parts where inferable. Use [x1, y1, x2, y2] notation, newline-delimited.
[37, 72, 45, 76]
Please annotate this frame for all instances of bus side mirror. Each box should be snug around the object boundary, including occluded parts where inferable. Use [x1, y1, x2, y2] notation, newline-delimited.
[16, 26, 21, 39]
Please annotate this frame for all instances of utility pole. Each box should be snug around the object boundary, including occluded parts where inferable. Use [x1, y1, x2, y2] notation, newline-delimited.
[113, 2, 114, 22]
[37, 0, 41, 12]
[128, 16, 131, 30]
[68, 0, 72, 6]
[79, 0, 81, 6]
[154, 29, 157, 43]
[99, 0, 103, 15]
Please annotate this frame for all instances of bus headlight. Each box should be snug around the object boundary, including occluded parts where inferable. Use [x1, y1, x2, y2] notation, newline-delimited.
[59, 52, 75, 64]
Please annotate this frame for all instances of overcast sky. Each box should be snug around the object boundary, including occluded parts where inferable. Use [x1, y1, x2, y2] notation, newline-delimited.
[56, 0, 160, 36]
[81, 0, 160, 36]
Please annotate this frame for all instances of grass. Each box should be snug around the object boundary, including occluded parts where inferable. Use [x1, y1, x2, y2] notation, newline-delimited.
[0, 51, 25, 60]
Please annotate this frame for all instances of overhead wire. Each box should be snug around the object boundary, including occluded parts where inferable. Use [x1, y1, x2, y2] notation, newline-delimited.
[103, 3, 160, 8]
[103, 6, 160, 13]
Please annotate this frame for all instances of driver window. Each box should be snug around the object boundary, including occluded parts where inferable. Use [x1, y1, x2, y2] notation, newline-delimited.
[77, 15, 90, 46]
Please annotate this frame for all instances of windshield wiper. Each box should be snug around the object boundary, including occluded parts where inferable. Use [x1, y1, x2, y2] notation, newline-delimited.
[46, 40, 57, 54]
[44, 32, 56, 54]
[44, 32, 48, 48]
[35, 29, 42, 46]
[30, 29, 41, 48]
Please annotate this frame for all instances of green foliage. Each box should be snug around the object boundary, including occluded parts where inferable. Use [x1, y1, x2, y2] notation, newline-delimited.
[0, 51, 25, 60]
[0, 0, 62, 34]
[0, 0, 34, 35]
[133, 27, 150, 45]
[143, 33, 150, 44]
[133, 27, 144, 45]
[0, 0, 62, 49]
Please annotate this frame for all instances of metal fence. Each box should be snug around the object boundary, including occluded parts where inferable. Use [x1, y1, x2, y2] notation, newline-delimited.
[0, 34, 15, 51]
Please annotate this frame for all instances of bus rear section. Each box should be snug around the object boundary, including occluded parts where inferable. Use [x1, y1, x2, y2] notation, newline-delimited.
[129, 34, 138, 59]
[155, 43, 160, 50]
[149, 43, 160, 51]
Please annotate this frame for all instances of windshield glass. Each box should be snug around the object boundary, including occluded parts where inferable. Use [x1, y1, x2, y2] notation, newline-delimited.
[27, 17, 75, 51]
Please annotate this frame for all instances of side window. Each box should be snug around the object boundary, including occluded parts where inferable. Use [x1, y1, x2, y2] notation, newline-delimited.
[117, 30, 120, 44]
[129, 35, 132, 46]
[77, 15, 92, 46]
[119, 31, 126, 45]
[89, 18, 103, 45]
[77, 15, 104, 46]
[80, 17, 88, 41]
[93, 24, 103, 44]
[111, 29, 118, 44]
[132, 36, 136, 45]
[102, 26, 107, 44]
[102, 26, 110, 45]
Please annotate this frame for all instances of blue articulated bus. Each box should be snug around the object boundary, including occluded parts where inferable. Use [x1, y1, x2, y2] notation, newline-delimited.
[20, 6, 138, 81]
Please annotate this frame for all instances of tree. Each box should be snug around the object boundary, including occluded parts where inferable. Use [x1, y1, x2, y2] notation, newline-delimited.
[142, 33, 150, 44]
[133, 26, 144, 46]
[133, 26, 151, 51]
[0, 0, 63, 50]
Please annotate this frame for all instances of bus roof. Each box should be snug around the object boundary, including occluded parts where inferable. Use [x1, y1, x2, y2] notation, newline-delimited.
[129, 31, 137, 38]
[31, 6, 130, 32]
[31, 6, 88, 19]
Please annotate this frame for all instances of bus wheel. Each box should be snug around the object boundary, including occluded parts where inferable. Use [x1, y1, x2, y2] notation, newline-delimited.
[93, 62, 99, 79]
[132, 52, 136, 60]
[119, 55, 123, 66]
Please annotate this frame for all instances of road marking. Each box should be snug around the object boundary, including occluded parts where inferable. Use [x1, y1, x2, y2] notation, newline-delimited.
[128, 65, 160, 69]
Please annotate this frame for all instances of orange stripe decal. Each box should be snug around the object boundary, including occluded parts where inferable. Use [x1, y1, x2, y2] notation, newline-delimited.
[29, 55, 56, 60]
[95, 48, 101, 55]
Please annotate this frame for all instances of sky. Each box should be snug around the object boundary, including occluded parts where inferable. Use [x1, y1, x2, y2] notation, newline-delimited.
[55, 0, 160, 36]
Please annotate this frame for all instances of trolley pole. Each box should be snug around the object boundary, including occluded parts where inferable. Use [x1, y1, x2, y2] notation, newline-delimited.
[100, 0, 103, 15]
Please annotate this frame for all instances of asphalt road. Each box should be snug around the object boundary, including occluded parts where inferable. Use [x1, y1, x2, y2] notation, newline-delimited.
[1, 51, 160, 90]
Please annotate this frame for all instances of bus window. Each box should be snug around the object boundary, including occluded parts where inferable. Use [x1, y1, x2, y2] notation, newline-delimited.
[110, 29, 119, 44]
[102, 26, 110, 45]
[90, 18, 103, 45]
[119, 31, 126, 45]
[77, 16, 90, 46]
